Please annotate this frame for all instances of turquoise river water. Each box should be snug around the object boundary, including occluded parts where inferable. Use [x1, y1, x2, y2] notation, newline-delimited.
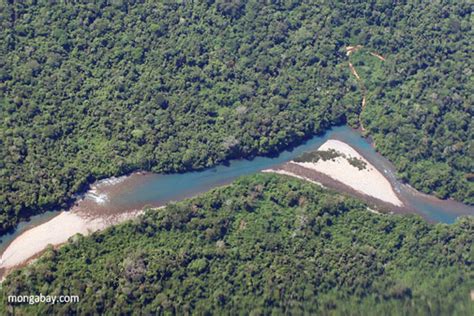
[1, 126, 472, 254]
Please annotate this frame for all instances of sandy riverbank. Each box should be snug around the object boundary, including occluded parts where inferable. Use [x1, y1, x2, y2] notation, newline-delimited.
[0, 212, 104, 271]
[0, 173, 151, 280]
[262, 168, 381, 216]
[292, 139, 403, 207]
[0, 209, 143, 278]
[265, 162, 411, 216]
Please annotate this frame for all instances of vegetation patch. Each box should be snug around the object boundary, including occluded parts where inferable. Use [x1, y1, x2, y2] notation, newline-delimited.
[294, 149, 367, 171]
[294, 149, 343, 163]
[347, 156, 367, 170]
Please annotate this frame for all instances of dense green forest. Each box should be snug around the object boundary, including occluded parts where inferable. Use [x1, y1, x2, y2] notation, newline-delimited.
[1, 174, 472, 314]
[1, 1, 473, 234]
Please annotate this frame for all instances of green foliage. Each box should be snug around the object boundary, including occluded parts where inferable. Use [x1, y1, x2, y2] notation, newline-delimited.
[347, 156, 367, 170]
[0, 1, 472, 235]
[1, 174, 472, 314]
[293, 149, 343, 163]
[295, 149, 367, 170]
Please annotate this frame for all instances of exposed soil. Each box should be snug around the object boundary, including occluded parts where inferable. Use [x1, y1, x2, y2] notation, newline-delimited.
[348, 62, 361, 80]
[346, 45, 363, 56]
[268, 162, 420, 218]
[346, 46, 386, 131]
[370, 52, 386, 61]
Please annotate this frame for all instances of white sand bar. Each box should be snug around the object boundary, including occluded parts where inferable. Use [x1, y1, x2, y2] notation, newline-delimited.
[0, 208, 144, 273]
[293, 140, 403, 206]
[0, 212, 105, 270]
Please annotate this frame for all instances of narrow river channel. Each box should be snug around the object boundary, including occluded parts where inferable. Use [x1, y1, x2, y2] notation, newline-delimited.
[1, 126, 472, 275]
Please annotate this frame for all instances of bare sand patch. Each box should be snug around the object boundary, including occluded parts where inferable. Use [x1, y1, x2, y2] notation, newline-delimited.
[0, 209, 144, 273]
[293, 140, 403, 207]
[0, 212, 104, 270]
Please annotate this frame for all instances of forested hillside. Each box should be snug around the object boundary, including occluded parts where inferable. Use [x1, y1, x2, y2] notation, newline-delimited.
[1, 1, 472, 234]
[1, 174, 472, 314]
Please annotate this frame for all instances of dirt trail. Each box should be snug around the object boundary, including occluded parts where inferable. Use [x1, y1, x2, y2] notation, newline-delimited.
[348, 62, 361, 80]
[370, 52, 386, 61]
[346, 45, 363, 56]
[346, 47, 386, 131]
[348, 60, 366, 130]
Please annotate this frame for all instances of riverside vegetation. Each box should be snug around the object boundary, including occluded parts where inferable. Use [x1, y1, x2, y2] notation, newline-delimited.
[1, 174, 472, 314]
[294, 149, 368, 170]
[1, 1, 473, 235]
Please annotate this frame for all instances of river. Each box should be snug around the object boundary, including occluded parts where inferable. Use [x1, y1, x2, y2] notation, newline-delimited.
[1, 126, 473, 272]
